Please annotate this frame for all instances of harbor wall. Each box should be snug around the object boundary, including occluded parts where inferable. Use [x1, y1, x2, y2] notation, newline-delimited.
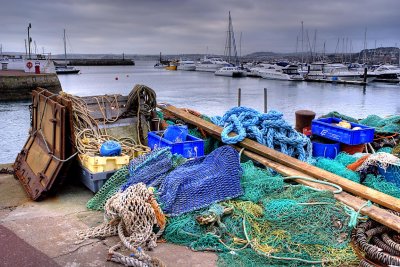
[54, 59, 135, 66]
[0, 72, 62, 101]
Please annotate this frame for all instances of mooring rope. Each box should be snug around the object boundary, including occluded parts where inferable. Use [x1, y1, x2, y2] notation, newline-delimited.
[78, 183, 166, 267]
[211, 107, 312, 162]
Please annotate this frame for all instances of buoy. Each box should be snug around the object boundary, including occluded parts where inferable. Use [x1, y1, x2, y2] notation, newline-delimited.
[126, 74, 129, 77]
[115, 77, 119, 80]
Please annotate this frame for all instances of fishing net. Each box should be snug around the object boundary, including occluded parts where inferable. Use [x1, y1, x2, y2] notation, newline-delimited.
[86, 166, 129, 211]
[121, 147, 173, 190]
[164, 160, 358, 266]
[315, 157, 361, 183]
[158, 146, 243, 216]
[320, 111, 359, 123]
[359, 114, 400, 133]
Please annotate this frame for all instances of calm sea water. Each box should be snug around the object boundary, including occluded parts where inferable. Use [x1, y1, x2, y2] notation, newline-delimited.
[1, 60, 399, 163]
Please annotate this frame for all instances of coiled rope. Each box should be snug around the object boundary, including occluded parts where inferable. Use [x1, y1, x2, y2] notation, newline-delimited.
[352, 211, 400, 266]
[61, 91, 151, 158]
[78, 183, 166, 267]
[211, 107, 312, 162]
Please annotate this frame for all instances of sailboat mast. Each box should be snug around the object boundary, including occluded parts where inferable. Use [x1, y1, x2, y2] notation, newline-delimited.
[63, 29, 67, 67]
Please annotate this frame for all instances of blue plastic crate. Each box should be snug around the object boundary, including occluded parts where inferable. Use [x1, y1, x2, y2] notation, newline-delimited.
[147, 131, 204, 158]
[311, 117, 375, 145]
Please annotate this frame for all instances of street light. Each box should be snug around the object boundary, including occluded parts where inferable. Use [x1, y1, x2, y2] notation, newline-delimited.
[27, 23, 32, 59]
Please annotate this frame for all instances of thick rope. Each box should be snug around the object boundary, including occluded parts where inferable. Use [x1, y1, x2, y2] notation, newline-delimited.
[211, 107, 312, 162]
[78, 183, 166, 267]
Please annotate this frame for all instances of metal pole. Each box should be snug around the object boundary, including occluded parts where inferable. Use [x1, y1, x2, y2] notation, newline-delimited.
[27, 23, 31, 59]
[238, 88, 241, 107]
[264, 88, 268, 113]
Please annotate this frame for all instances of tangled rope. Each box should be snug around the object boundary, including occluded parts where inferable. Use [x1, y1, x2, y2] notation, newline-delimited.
[78, 183, 166, 267]
[61, 91, 151, 159]
[356, 152, 400, 172]
[123, 84, 157, 145]
[211, 107, 312, 161]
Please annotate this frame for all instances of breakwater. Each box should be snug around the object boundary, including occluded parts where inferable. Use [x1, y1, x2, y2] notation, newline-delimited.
[0, 70, 62, 101]
[55, 59, 135, 66]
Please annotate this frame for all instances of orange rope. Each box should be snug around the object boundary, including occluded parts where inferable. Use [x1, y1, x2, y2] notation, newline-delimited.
[149, 197, 166, 229]
[347, 155, 370, 171]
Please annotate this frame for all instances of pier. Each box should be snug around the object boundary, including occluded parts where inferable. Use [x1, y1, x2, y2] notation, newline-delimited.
[0, 70, 62, 101]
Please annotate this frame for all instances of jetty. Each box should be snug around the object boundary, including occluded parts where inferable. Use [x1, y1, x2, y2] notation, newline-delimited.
[0, 70, 61, 101]
[3, 85, 400, 266]
[54, 58, 135, 66]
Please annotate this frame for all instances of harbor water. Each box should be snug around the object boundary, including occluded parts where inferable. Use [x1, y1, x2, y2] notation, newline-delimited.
[1, 60, 399, 163]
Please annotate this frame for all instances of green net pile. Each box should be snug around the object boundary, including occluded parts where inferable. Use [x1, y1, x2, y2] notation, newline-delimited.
[164, 161, 358, 266]
[314, 152, 400, 199]
[359, 115, 400, 133]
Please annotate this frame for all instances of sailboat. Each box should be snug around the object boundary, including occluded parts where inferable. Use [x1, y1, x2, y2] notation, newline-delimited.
[214, 12, 246, 77]
[56, 29, 80, 74]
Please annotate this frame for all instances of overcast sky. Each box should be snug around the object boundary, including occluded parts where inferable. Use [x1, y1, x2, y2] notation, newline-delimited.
[1, 0, 399, 55]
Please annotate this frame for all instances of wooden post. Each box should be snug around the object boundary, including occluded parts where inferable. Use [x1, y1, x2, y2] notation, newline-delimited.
[238, 88, 241, 107]
[157, 104, 400, 212]
[264, 88, 267, 113]
[363, 67, 368, 83]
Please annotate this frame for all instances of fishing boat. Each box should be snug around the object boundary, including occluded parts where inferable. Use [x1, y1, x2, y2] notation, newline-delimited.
[215, 66, 246, 77]
[56, 29, 80, 75]
[165, 61, 177, 71]
[154, 52, 169, 69]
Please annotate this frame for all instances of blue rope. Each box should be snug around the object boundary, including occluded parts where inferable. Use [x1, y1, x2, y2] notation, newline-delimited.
[212, 107, 313, 162]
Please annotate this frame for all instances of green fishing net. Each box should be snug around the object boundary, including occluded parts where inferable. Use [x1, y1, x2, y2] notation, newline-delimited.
[320, 111, 358, 123]
[315, 157, 360, 183]
[164, 161, 358, 266]
[359, 115, 400, 133]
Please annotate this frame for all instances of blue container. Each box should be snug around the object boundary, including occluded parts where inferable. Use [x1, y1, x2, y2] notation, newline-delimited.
[311, 117, 375, 145]
[378, 165, 400, 188]
[100, 140, 122, 156]
[312, 140, 340, 159]
[147, 131, 204, 158]
[163, 125, 188, 143]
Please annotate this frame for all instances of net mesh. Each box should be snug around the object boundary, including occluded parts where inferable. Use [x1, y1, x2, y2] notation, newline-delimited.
[158, 146, 243, 216]
[359, 115, 400, 133]
[164, 160, 358, 266]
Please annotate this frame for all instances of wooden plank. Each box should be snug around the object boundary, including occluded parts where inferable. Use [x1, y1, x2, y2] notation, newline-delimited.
[158, 104, 400, 212]
[240, 148, 400, 232]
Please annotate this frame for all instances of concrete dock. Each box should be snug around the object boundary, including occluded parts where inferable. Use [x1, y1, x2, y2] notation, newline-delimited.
[0, 70, 62, 101]
[0, 163, 217, 267]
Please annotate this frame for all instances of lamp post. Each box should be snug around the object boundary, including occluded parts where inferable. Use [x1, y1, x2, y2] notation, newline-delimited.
[27, 23, 32, 59]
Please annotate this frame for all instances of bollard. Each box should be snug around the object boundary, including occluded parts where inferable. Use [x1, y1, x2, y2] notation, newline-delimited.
[295, 110, 316, 134]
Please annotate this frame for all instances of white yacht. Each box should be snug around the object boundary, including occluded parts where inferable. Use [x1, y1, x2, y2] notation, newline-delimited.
[196, 57, 230, 72]
[305, 62, 375, 83]
[370, 65, 400, 83]
[259, 64, 303, 81]
[215, 66, 246, 77]
[177, 59, 196, 71]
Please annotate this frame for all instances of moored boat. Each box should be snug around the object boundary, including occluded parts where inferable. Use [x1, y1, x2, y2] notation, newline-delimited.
[215, 66, 246, 77]
[177, 59, 196, 71]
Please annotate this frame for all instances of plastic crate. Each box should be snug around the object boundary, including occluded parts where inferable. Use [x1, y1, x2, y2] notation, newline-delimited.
[379, 165, 400, 188]
[79, 154, 130, 173]
[311, 117, 375, 145]
[147, 131, 204, 158]
[79, 164, 116, 193]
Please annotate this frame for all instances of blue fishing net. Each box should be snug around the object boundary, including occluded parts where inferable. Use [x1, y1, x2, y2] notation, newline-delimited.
[158, 146, 243, 216]
[121, 147, 173, 190]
